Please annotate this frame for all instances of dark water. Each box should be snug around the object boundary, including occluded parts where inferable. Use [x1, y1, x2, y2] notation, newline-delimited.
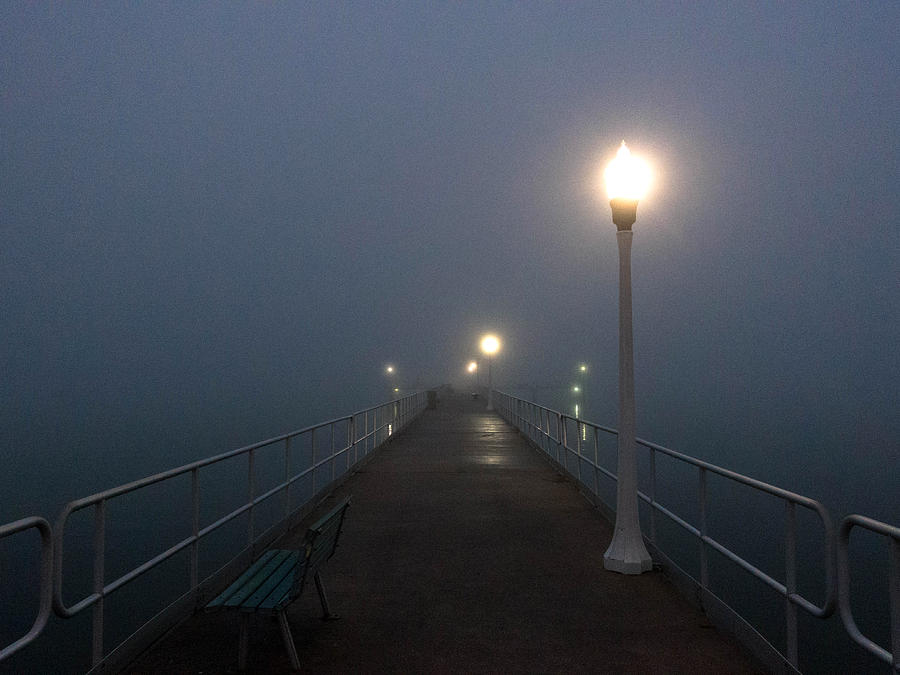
[1, 386, 897, 673]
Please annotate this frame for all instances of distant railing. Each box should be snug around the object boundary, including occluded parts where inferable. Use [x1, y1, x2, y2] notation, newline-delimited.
[494, 391, 844, 671]
[0, 392, 427, 671]
[837, 514, 900, 670]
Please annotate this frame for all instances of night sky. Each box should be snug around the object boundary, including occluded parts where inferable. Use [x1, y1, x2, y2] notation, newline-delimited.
[2, 4, 897, 520]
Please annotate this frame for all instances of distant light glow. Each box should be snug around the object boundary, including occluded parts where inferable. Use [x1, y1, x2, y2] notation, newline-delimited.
[467, 361, 478, 373]
[480, 334, 500, 355]
[572, 386, 580, 393]
[579, 364, 587, 373]
[604, 141, 651, 200]
[385, 365, 395, 374]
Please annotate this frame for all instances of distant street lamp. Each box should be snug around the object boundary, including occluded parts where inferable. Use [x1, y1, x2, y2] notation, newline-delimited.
[602, 141, 653, 575]
[480, 334, 500, 411]
[576, 363, 588, 418]
[467, 360, 478, 388]
[385, 365, 397, 401]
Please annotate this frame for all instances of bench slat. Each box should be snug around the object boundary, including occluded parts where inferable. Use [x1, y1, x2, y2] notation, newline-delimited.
[223, 550, 294, 608]
[241, 551, 300, 610]
[258, 558, 307, 611]
[207, 550, 280, 609]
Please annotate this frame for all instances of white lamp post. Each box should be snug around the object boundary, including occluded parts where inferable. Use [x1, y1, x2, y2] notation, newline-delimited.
[480, 334, 500, 410]
[602, 141, 653, 574]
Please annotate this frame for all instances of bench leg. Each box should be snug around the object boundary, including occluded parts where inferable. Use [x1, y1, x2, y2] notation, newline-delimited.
[238, 613, 249, 671]
[313, 570, 337, 619]
[278, 611, 301, 670]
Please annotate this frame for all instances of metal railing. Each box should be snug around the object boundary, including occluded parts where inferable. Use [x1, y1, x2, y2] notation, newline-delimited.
[0, 517, 52, 662]
[495, 391, 841, 671]
[0, 392, 427, 670]
[3, 389, 896, 671]
[838, 514, 900, 670]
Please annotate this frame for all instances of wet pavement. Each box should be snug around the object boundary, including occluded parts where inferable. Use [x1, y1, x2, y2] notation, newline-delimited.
[127, 392, 764, 674]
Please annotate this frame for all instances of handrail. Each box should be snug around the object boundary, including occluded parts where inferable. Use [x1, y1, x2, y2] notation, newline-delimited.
[0, 517, 53, 662]
[494, 390, 836, 670]
[837, 514, 899, 669]
[632, 434, 836, 619]
[0, 391, 425, 670]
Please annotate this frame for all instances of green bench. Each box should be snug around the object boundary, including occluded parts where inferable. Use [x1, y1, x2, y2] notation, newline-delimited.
[206, 497, 351, 670]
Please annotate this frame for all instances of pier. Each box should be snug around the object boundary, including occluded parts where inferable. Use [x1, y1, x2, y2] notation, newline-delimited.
[2, 389, 897, 673]
[127, 392, 762, 673]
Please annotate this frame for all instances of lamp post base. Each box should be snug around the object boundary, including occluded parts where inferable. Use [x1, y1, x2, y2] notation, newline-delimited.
[603, 548, 653, 575]
[603, 526, 653, 574]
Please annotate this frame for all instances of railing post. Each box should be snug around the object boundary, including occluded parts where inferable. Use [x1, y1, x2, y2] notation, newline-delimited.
[575, 419, 583, 485]
[348, 417, 354, 470]
[785, 500, 799, 668]
[699, 467, 709, 589]
[649, 448, 656, 544]
[191, 468, 199, 590]
[92, 500, 106, 667]
[283, 436, 292, 517]
[891, 536, 900, 668]
[311, 431, 317, 496]
[593, 429, 601, 497]
[536, 405, 542, 447]
[560, 415, 567, 467]
[247, 449, 256, 545]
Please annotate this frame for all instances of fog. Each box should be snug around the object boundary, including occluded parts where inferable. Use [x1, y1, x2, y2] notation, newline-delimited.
[2, 3, 897, 524]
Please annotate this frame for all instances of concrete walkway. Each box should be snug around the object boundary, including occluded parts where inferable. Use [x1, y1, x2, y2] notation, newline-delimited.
[128, 393, 763, 674]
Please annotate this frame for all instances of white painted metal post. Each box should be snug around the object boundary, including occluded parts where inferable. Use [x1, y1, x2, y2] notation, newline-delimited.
[785, 500, 799, 667]
[311, 431, 317, 496]
[603, 229, 653, 574]
[890, 536, 900, 668]
[699, 467, 709, 587]
[191, 469, 199, 590]
[331, 423, 336, 482]
[92, 500, 106, 667]
[247, 449, 256, 545]
[283, 436, 292, 517]
[649, 448, 657, 544]
[556, 412, 563, 464]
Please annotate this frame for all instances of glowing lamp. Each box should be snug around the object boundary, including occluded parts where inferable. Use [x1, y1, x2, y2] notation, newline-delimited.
[604, 141, 651, 230]
[480, 335, 500, 355]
